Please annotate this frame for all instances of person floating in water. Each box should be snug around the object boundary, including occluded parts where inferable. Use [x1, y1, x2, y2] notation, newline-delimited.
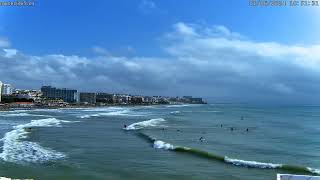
[246, 128, 249, 132]
[220, 124, 223, 127]
[230, 127, 234, 131]
[199, 137, 205, 142]
[123, 124, 127, 129]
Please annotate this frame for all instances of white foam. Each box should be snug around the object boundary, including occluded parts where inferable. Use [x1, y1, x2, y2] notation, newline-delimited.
[203, 110, 221, 113]
[224, 156, 282, 169]
[82, 107, 126, 112]
[307, 167, 320, 175]
[133, 106, 157, 109]
[32, 109, 62, 112]
[11, 110, 30, 113]
[99, 110, 133, 116]
[125, 118, 166, 130]
[79, 114, 92, 119]
[58, 108, 88, 110]
[170, 111, 181, 114]
[166, 104, 192, 108]
[0, 113, 47, 117]
[0, 118, 70, 164]
[79, 109, 146, 118]
[153, 140, 174, 150]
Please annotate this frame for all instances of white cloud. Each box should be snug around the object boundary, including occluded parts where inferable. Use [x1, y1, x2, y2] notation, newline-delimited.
[165, 22, 320, 68]
[0, 37, 10, 48]
[162, 23, 320, 102]
[1, 22, 320, 104]
[92, 46, 110, 56]
[3, 49, 18, 58]
[174, 22, 198, 37]
[138, 0, 157, 14]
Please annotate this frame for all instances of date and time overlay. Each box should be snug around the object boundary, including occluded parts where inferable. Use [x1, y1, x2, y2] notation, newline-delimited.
[250, 0, 320, 7]
[0, 1, 319, 7]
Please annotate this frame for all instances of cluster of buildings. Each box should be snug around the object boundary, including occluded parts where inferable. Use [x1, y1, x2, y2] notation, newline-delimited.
[0, 81, 43, 109]
[0, 82, 206, 108]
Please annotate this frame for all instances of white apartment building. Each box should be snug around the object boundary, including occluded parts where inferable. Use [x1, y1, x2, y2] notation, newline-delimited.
[2, 84, 13, 95]
[0, 81, 3, 102]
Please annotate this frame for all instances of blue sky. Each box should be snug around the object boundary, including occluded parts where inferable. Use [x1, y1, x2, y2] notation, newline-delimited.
[0, 0, 320, 104]
[1, 0, 319, 56]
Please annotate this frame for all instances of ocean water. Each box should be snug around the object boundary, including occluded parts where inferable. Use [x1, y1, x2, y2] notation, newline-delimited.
[0, 104, 319, 179]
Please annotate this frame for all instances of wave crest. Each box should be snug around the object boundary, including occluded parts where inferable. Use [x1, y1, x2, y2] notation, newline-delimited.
[224, 156, 282, 169]
[136, 132, 320, 175]
[79, 109, 148, 118]
[153, 140, 174, 150]
[125, 118, 166, 130]
[0, 113, 47, 117]
[170, 111, 181, 115]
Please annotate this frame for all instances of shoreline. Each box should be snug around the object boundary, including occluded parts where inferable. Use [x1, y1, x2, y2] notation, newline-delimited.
[0, 103, 206, 112]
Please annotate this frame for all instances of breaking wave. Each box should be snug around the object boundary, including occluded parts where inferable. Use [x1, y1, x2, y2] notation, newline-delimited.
[165, 104, 196, 108]
[153, 140, 174, 150]
[81, 107, 126, 112]
[0, 113, 47, 117]
[79, 109, 148, 118]
[0, 118, 71, 164]
[170, 111, 181, 115]
[224, 157, 281, 169]
[137, 132, 320, 175]
[124, 118, 166, 130]
[32, 109, 63, 112]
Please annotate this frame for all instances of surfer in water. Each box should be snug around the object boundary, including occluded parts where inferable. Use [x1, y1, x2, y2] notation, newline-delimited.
[230, 127, 234, 131]
[123, 124, 127, 129]
[246, 128, 249, 132]
[199, 136, 205, 142]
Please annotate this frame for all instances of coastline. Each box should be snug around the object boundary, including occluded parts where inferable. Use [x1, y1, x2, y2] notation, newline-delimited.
[0, 102, 206, 112]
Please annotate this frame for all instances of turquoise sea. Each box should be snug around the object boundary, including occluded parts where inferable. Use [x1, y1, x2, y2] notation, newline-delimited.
[0, 104, 319, 179]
